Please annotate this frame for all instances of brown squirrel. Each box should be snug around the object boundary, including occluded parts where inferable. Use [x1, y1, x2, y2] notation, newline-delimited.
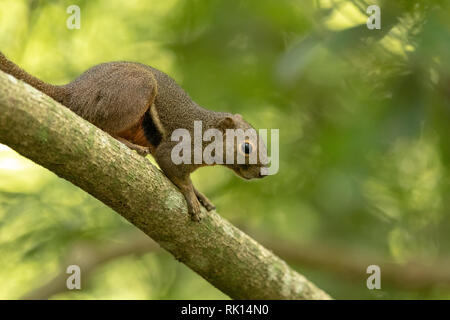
[0, 52, 268, 221]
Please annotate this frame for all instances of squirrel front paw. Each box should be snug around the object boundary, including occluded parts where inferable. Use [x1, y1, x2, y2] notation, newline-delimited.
[189, 208, 202, 222]
[188, 200, 202, 222]
[194, 190, 216, 212]
[190, 212, 201, 222]
[200, 200, 216, 212]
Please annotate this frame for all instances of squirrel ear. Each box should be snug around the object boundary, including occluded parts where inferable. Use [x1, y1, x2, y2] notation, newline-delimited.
[218, 116, 235, 131]
[234, 113, 243, 120]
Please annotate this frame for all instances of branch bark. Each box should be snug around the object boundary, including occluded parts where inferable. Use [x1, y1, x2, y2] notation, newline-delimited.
[0, 70, 331, 300]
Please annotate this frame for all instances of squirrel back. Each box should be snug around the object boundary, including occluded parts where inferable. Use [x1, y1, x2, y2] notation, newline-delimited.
[0, 52, 223, 136]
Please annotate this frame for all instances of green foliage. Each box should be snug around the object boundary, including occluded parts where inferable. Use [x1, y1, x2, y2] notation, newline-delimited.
[0, 0, 449, 299]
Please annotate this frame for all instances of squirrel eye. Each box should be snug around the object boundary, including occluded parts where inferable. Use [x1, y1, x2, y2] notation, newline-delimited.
[241, 142, 252, 155]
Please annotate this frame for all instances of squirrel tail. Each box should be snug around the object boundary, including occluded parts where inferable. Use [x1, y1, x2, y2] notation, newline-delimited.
[0, 51, 65, 102]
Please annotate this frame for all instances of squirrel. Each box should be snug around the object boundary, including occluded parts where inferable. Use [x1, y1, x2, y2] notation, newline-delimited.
[0, 52, 268, 221]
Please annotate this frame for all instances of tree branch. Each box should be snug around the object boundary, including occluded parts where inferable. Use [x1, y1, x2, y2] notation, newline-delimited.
[25, 228, 450, 299]
[254, 234, 450, 290]
[0, 70, 331, 300]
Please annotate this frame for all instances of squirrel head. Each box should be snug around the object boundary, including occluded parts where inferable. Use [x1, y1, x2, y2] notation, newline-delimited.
[217, 114, 268, 180]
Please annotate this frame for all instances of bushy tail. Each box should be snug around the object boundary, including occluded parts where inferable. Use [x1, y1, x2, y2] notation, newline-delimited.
[0, 51, 65, 102]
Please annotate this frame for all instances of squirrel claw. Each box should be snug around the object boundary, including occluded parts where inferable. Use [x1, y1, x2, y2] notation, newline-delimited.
[204, 203, 216, 211]
[195, 191, 215, 212]
[190, 212, 202, 222]
[188, 201, 202, 222]
[198, 199, 215, 211]
[189, 208, 202, 222]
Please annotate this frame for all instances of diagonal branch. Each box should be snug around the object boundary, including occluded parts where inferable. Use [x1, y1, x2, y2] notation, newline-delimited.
[0, 70, 331, 300]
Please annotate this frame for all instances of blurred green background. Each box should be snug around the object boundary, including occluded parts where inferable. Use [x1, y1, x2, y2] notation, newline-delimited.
[0, 0, 450, 299]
